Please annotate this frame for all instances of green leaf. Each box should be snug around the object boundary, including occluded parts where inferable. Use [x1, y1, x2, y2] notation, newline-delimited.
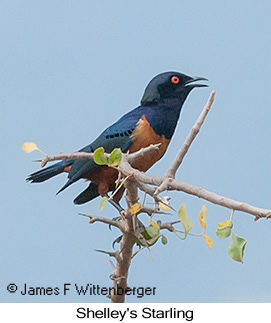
[136, 221, 162, 247]
[228, 233, 247, 263]
[137, 229, 160, 247]
[161, 235, 168, 245]
[146, 225, 160, 239]
[93, 147, 108, 165]
[141, 230, 152, 240]
[216, 226, 232, 239]
[108, 148, 122, 167]
[100, 196, 108, 211]
[178, 204, 194, 238]
[216, 220, 233, 239]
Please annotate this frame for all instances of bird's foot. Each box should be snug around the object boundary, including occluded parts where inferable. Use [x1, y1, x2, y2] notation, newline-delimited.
[106, 194, 124, 214]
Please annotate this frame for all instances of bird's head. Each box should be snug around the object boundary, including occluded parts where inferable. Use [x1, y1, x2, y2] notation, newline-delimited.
[141, 71, 208, 105]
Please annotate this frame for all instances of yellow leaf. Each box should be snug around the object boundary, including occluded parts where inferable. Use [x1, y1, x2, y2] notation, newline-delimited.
[199, 204, 207, 230]
[158, 201, 171, 211]
[129, 202, 141, 214]
[217, 220, 233, 230]
[149, 220, 160, 231]
[203, 234, 213, 249]
[100, 196, 108, 211]
[22, 142, 38, 153]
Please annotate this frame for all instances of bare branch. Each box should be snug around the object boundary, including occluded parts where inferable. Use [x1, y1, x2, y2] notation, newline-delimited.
[154, 177, 173, 196]
[165, 90, 215, 179]
[40, 152, 95, 168]
[159, 222, 179, 232]
[39, 143, 160, 168]
[110, 210, 136, 303]
[126, 170, 172, 207]
[79, 213, 123, 230]
[170, 180, 271, 220]
[117, 159, 271, 220]
[124, 178, 139, 209]
[125, 143, 161, 164]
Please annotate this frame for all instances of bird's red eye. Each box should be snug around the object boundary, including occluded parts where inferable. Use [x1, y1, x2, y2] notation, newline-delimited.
[171, 76, 180, 84]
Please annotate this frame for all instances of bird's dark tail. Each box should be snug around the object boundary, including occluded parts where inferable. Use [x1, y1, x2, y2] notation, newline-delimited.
[73, 182, 99, 204]
[26, 160, 72, 183]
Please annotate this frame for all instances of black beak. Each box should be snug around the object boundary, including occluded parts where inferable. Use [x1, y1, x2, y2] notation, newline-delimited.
[184, 77, 208, 88]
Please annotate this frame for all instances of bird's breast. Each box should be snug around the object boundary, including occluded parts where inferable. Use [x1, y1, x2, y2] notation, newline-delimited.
[128, 115, 170, 172]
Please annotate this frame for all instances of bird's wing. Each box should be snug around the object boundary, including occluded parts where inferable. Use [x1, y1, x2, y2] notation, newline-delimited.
[57, 106, 144, 193]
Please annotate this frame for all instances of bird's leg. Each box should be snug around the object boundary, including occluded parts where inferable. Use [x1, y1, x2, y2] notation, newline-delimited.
[105, 194, 124, 213]
[112, 235, 123, 249]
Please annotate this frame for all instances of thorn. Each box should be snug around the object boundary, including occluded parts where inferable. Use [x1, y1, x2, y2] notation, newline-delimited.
[78, 212, 92, 218]
[95, 249, 116, 257]
[254, 215, 260, 222]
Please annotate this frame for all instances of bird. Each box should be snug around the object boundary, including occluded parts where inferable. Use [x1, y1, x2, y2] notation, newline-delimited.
[27, 71, 207, 210]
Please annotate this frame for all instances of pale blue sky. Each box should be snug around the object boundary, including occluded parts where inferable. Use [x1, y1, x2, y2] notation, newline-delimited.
[1, 0, 271, 302]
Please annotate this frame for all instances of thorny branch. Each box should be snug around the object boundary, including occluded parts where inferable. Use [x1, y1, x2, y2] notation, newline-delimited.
[39, 143, 161, 168]
[37, 91, 271, 302]
[165, 91, 215, 179]
[79, 213, 122, 230]
[119, 154, 271, 220]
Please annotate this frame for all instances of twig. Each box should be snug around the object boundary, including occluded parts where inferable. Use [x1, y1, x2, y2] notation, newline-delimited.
[95, 249, 118, 258]
[170, 180, 271, 220]
[118, 159, 271, 220]
[134, 178, 174, 209]
[153, 91, 215, 196]
[41, 152, 95, 168]
[125, 143, 161, 164]
[165, 90, 215, 179]
[159, 222, 179, 232]
[39, 143, 160, 168]
[78, 213, 123, 230]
